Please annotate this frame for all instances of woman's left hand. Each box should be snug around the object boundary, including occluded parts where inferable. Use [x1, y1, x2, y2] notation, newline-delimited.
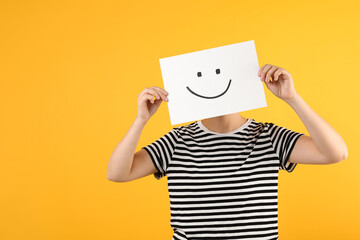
[258, 64, 299, 102]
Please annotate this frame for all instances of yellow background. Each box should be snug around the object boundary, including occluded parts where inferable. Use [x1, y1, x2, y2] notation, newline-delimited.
[1, 0, 359, 239]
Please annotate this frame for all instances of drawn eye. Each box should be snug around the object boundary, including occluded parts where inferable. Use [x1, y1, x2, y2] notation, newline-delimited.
[216, 68, 220, 74]
[197, 72, 202, 77]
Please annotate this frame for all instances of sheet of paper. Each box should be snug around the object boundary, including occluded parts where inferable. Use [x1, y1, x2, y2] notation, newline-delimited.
[159, 40, 267, 125]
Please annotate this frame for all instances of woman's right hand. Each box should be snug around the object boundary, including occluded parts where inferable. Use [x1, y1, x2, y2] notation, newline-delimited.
[136, 86, 168, 123]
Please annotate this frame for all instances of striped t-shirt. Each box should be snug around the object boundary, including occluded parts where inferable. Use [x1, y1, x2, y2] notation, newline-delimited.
[142, 118, 304, 240]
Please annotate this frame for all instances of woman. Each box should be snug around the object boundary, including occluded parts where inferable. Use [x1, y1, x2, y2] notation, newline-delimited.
[107, 64, 348, 240]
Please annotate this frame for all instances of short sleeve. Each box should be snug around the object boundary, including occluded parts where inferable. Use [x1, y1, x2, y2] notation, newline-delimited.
[142, 128, 180, 180]
[266, 122, 305, 172]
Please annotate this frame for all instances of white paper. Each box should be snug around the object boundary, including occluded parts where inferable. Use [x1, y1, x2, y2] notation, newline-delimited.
[159, 40, 267, 125]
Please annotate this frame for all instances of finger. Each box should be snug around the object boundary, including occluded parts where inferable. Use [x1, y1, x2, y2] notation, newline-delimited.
[258, 64, 269, 77]
[152, 88, 167, 102]
[260, 64, 273, 81]
[152, 87, 168, 102]
[143, 91, 157, 104]
[153, 86, 168, 96]
[144, 93, 155, 104]
[145, 88, 161, 101]
[274, 68, 283, 81]
[266, 66, 278, 82]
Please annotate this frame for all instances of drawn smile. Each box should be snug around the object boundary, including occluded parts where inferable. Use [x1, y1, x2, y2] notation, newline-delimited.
[186, 79, 232, 99]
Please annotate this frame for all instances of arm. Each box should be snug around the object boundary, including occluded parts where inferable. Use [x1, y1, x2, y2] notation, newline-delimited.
[107, 118, 148, 182]
[258, 64, 348, 164]
[106, 87, 168, 182]
[285, 93, 348, 163]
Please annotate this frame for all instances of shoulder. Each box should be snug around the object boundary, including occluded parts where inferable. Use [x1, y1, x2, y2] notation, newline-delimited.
[247, 119, 272, 133]
[172, 121, 199, 137]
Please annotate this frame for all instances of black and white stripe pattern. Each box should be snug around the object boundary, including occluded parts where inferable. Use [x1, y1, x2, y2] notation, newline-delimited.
[143, 128, 179, 180]
[266, 123, 305, 172]
[142, 118, 304, 240]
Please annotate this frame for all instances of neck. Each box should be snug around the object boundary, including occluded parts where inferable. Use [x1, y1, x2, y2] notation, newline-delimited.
[200, 113, 248, 133]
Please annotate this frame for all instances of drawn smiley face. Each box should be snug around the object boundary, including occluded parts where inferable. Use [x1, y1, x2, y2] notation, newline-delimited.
[186, 68, 232, 99]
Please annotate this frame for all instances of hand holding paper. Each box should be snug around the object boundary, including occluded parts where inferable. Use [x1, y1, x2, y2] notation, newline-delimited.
[136, 86, 168, 123]
[258, 64, 299, 103]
